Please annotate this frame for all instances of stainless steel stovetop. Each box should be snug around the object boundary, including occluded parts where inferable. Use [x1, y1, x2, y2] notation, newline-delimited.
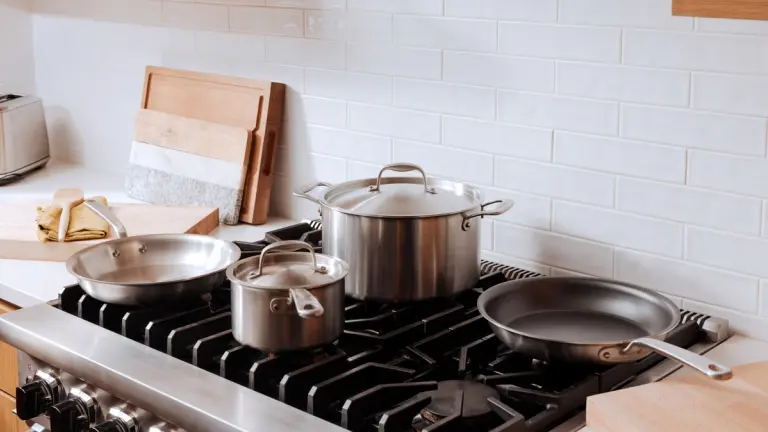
[0, 221, 731, 432]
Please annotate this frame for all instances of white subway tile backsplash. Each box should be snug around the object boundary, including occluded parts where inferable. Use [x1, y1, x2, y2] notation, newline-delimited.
[346, 160, 385, 180]
[498, 91, 619, 136]
[307, 125, 392, 164]
[443, 51, 554, 93]
[349, 103, 441, 143]
[265, 36, 345, 70]
[687, 226, 768, 278]
[495, 157, 615, 207]
[692, 73, 768, 117]
[494, 222, 614, 278]
[347, 43, 441, 80]
[445, 0, 557, 23]
[394, 78, 496, 119]
[617, 178, 763, 236]
[477, 186, 552, 230]
[761, 281, 768, 316]
[394, 16, 497, 52]
[31, 0, 768, 340]
[306, 69, 392, 104]
[553, 202, 684, 257]
[688, 151, 768, 198]
[616, 249, 758, 313]
[265, 0, 344, 9]
[229, 6, 302, 36]
[623, 30, 766, 74]
[348, 0, 443, 15]
[621, 104, 767, 156]
[554, 132, 686, 183]
[696, 18, 768, 36]
[557, 62, 690, 107]
[161, 1, 228, 31]
[499, 23, 621, 63]
[443, 116, 552, 162]
[305, 11, 393, 43]
[559, 0, 693, 30]
[302, 96, 347, 128]
[393, 140, 494, 185]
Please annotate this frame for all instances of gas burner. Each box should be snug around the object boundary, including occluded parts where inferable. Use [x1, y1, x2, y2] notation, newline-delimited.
[420, 380, 500, 422]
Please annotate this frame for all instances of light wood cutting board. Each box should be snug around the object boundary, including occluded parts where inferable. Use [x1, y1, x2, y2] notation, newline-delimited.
[587, 361, 768, 432]
[141, 66, 285, 225]
[127, 109, 252, 225]
[0, 201, 219, 262]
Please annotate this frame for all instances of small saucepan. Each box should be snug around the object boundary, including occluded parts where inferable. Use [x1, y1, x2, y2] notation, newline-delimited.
[226, 240, 348, 352]
[478, 277, 733, 380]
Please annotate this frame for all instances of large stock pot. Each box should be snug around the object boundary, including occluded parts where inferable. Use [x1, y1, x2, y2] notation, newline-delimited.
[293, 163, 514, 302]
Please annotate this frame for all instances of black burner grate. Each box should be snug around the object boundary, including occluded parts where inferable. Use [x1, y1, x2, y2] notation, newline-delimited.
[57, 221, 708, 432]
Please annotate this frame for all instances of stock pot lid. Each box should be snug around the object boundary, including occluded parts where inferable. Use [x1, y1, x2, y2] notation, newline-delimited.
[323, 164, 483, 218]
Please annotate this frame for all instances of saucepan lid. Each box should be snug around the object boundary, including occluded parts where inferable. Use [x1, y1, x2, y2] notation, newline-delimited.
[226, 240, 348, 290]
[320, 163, 484, 218]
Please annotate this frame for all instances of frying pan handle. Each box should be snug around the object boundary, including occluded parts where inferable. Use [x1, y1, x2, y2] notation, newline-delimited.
[83, 200, 128, 238]
[624, 337, 733, 381]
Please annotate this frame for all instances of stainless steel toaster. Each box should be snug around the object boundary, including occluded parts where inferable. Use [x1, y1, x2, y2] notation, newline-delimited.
[0, 94, 50, 182]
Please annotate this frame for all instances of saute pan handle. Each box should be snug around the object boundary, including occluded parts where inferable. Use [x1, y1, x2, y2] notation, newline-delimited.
[462, 199, 515, 230]
[623, 337, 733, 381]
[83, 200, 128, 238]
[368, 163, 436, 194]
[293, 182, 332, 205]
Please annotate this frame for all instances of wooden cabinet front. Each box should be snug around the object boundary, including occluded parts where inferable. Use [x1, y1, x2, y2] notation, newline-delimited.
[0, 299, 18, 396]
[0, 390, 27, 432]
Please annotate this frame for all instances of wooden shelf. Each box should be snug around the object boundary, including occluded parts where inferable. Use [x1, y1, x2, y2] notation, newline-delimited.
[673, 0, 768, 20]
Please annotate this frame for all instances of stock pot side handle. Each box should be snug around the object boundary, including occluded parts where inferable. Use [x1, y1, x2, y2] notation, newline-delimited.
[462, 199, 515, 230]
[293, 182, 332, 205]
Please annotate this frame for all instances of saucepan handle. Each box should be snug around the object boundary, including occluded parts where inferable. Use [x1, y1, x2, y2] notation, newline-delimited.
[83, 200, 128, 238]
[623, 337, 733, 380]
[293, 182, 332, 205]
[462, 199, 515, 230]
[290, 288, 325, 318]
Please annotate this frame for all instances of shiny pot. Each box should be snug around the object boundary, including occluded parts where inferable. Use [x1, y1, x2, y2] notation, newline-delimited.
[293, 163, 514, 302]
[226, 240, 348, 352]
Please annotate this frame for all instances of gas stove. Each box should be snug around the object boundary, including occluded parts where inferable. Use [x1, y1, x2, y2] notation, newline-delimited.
[0, 221, 730, 432]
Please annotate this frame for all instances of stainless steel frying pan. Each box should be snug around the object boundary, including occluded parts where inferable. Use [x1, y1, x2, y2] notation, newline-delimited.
[66, 200, 241, 305]
[477, 277, 733, 380]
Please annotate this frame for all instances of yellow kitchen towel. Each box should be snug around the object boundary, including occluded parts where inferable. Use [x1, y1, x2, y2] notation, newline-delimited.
[36, 196, 110, 242]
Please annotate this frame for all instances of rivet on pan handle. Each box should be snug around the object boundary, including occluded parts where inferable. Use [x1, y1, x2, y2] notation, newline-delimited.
[620, 337, 733, 380]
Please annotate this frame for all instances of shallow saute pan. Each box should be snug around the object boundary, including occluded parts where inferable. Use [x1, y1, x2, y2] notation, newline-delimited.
[477, 277, 733, 380]
[66, 200, 241, 305]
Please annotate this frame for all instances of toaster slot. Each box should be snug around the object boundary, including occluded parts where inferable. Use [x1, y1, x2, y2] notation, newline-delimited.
[0, 94, 22, 104]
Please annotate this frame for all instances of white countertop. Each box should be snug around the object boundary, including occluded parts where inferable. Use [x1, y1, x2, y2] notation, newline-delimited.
[0, 162, 294, 307]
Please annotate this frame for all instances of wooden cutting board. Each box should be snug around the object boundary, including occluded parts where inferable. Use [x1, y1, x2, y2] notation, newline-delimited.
[127, 109, 252, 225]
[587, 361, 768, 432]
[0, 201, 219, 262]
[141, 66, 285, 225]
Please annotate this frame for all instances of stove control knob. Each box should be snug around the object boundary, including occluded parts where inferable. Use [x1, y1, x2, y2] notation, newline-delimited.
[48, 399, 90, 432]
[89, 419, 130, 432]
[16, 380, 54, 420]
